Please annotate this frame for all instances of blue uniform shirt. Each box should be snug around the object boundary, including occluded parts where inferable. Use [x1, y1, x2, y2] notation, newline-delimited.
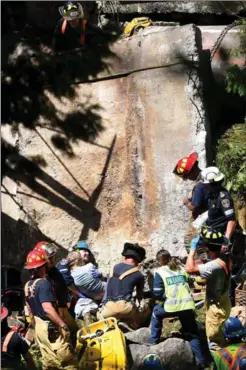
[25, 279, 56, 320]
[1, 330, 30, 368]
[206, 188, 235, 233]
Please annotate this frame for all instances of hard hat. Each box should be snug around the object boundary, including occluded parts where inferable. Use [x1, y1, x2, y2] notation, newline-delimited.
[200, 166, 224, 184]
[223, 317, 246, 339]
[200, 226, 230, 247]
[59, 2, 84, 20]
[69, 241, 90, 252]
[1, 306, 9, 321]
[34, 241, 57, 258]
[24, 249, 48, 270]
[122, 242, 146, 262]
[173, 152, 198, 178]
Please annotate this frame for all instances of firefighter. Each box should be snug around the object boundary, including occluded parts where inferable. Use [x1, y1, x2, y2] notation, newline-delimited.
[200, 167, 236, 253]
[173, 152, 209, 260]
[34, 241, 78, 335]
[101, 242, 150, 328]
[213, 317, 246, 370]
[24, 249, 79, 370]
[173, 152, 208, 219]
[148, 249, 206, 368]
[1, 305, 37, 370]
[52, 1, 102, 52]
[186, 227, 232, 349]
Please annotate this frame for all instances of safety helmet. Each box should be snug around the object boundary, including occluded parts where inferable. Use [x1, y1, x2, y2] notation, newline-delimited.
[223, 317, 246, 339]
[122, 242, 146, 262]
[24, 249, 48, 270]
[1, 306, 8, 321]
[34, 241, 57, 258]
[200, 166, 224, 184]
[173, 152, 198, 179]
[69, 240, 90, 253]
[200, 226, 230, 247]
[59, 2, 84, 21]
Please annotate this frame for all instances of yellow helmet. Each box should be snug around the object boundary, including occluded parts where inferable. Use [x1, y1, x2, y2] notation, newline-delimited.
[200, 226, 230, 246]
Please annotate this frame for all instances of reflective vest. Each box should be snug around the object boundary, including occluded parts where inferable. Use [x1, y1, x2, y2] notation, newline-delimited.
[214, 343, 246, 370]
[61, 19, 87, 46]
[157, 266, 195, 312]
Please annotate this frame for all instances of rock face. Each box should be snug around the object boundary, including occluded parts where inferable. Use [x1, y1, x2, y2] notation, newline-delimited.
[99, 1, 246, 16]
[2, 25, 208, 274]
[125, 330, 199, 370]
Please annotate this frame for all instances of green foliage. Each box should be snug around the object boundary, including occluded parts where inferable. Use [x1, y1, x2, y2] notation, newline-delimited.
[225, 19, 246, 97]
[216, 124, 246, 201]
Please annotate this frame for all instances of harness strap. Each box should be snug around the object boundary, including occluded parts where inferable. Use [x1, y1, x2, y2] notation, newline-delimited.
[2, 331, 15, 353]
[24, 279, 45, 317]
[215, 258, 232, 277]
[217, 348, 233, 368]
[231, 344, 246, 370]
[61, 19, 87, 45]
[118, 267, 139, 280]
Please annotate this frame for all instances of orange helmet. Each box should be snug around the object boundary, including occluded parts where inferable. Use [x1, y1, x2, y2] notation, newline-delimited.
[173, 152, 198, 178]
[34, 241, 57, 258]
[24, 249, 48, 270]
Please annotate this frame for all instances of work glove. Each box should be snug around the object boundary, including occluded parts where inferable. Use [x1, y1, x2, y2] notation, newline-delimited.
[190, 235, 200, 251]
[60, 325, 70, 342]
[91, 267, 102, 279]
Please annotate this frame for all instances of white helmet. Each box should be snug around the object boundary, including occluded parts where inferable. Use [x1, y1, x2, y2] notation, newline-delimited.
[201, 166, 224, 184]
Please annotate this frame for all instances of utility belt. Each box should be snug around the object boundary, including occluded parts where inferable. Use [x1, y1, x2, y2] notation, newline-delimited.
[104, 295, 133, 304]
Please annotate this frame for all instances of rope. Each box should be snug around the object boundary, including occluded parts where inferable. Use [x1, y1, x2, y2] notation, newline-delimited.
[210, 21, 238, 61]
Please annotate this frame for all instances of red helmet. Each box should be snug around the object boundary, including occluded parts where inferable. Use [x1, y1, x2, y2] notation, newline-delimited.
[24, 249, 48, 270]
[1, 306, 8, 321]
[173, 152, 198, 178]
[34, 241, 57, 258]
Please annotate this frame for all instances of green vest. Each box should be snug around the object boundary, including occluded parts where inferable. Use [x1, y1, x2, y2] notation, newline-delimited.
[157, 266, 195, 312]
[213, 343, 246, 370]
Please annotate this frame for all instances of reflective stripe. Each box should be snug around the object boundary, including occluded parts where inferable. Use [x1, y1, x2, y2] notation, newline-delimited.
[231, 344, 246, 370]
[165, 297, 194, 305]
[217, 348, 233, 368]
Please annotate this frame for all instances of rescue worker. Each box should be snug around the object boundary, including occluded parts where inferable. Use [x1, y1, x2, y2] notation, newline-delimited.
[200, 167, 236, 253]
[24, 249, 79, 370]
[173, 152, 208, 219]
[34, 241, 78, 335]
[1, 305, 37, 370]
[186, 227, 232, 349]
[52, 2, 102, 52]
[101, 242, 150, 328]
[173, 153, 209, 259]
[213, 317, 246, 370]
[148, 250, 206, 368]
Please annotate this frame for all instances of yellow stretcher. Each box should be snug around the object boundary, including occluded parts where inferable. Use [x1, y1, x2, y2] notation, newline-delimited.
[76, 317, 127, 370]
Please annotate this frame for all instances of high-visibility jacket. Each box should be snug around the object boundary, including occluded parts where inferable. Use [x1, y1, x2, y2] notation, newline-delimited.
[157, 266, 195, 312]
[61, 19, 87, 46]
[213, 343, 246, 370]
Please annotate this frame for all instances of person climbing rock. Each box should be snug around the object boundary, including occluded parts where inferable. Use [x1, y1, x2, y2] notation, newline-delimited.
[34, 241, 78, 335]
[186, 227, 232, 349]
[200, 167, 236, 253]
[1, 305, 37, 370]
[100, 242, 150, 329]
[213, 317, 246, 370]
[173, 152, 209, 259]
[52, 1, 102, 52]
[148, 249, 206, 368]
[24, 249, 79, 370]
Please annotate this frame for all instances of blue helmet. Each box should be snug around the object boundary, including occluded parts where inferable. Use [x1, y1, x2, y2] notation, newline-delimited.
[74, 241, 90, 251]
[223, 317, 246, 339]
[239, 357, 246, 370]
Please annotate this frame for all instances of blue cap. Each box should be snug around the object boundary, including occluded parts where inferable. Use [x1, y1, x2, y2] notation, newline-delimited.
[75, 241, 90, 251]
[224, 317, 246, 339]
